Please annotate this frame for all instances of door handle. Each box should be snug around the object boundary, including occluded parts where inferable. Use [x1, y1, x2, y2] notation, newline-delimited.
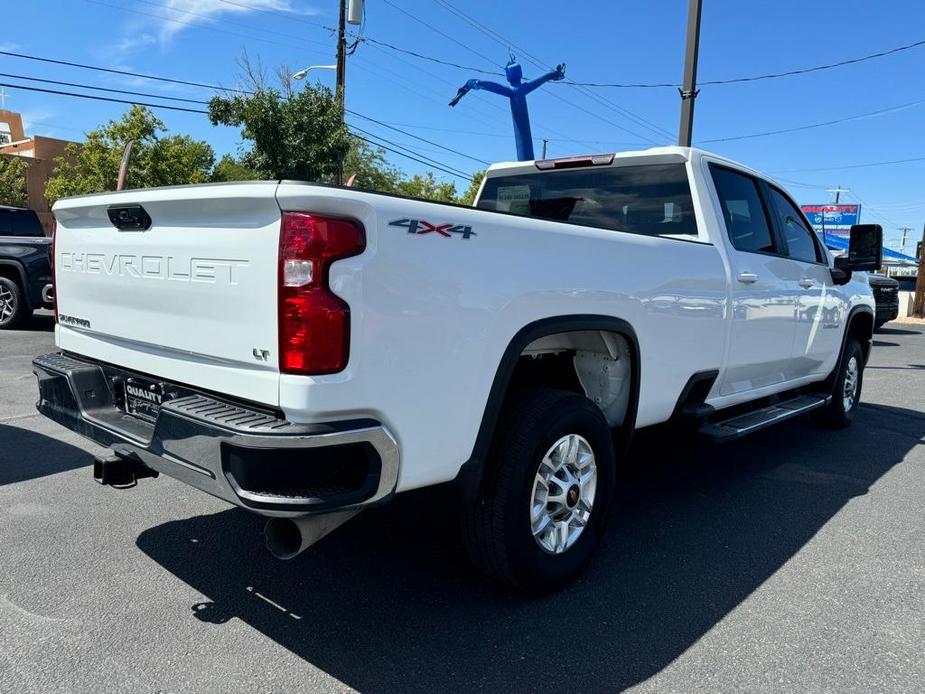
[737, 271, 759, 284]
[798, 278, 817, 289]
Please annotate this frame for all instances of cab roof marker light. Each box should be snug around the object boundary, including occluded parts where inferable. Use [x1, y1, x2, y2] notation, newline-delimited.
[534, 153, 616, 170]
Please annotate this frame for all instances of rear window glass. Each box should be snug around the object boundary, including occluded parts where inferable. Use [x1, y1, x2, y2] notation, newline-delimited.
[476, 163, 697, 237]
[0, 209, 44, 237]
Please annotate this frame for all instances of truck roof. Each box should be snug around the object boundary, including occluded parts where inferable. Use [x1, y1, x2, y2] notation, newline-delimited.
[484, 146, 769, 183]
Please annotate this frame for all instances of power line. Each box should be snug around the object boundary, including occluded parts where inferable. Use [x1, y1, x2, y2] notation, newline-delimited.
[131, 0, 331, 47]
[0, 72, 211, 105]
[355, 36, 502, 76]
[348, 125, 474, 181]
[774, 156, 925, 174]
[381, 0, 501, 70]
[429, 0, 672, 142]
[355, 133, 473, 183]
[215, 0, 328, 30]
[348, 124, 473, 179]
[84, 0, 331, 54]
[3, 79, 474, 182]
[0, 49, 249, 94]
[346, 109, 490, 165]
[844, 190, 910, 231]
[352, 37, 632, 151]
[13, 114, 97, 136]
[773, 176, 831, 190]
[368, 120, 648, 146]
[3, 67, 492, 171]
[210, 0, 501, 77]
[568, 35, 925, 88]
[0, 81, 211, 114]
[701, 36, 925, 86]
[700, 97, 925, 143]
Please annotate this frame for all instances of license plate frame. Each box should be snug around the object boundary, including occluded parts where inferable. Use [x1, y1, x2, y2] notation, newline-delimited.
[122, 376, 167, 423]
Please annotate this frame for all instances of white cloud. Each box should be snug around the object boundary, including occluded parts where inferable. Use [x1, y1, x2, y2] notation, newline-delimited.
[91, 0, 320, 91]
[0, 42, 21, 52]
[154, 0, 316, 43]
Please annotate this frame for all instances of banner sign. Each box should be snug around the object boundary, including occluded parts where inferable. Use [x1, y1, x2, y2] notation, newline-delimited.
[800, 204, 861, 236]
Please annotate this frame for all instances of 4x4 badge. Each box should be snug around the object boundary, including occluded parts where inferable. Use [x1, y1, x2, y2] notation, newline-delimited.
[389, 218, 476, 239]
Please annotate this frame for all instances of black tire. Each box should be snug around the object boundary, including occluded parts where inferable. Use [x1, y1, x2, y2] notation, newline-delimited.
[461, 388, 616, 593]
[0, 276, 29, 330]
[813, 337, 864, 429]
[874, 321, 885, 332]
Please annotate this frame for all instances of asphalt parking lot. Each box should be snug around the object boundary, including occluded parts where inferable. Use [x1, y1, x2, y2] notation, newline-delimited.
[1, 313, 923, 693]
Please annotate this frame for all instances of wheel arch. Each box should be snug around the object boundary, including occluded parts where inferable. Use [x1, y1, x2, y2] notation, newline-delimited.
[454, 315, 641, 503]
[821, 305, 874, 392]
[845, 305, 875, 365]
[0, 260, 31, 310]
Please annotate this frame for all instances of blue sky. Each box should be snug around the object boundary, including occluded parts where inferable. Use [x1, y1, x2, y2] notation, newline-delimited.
[3, 0, 924, 250]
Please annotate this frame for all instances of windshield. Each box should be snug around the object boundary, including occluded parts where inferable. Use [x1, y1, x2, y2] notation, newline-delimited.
[0, 208, 44, 237]
[476, 163, 697, 238]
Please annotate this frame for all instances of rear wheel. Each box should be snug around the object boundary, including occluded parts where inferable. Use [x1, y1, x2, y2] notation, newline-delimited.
[0, 277, 28, 330]
[461, 388, 616, 593]
[814, 337, 864, 429]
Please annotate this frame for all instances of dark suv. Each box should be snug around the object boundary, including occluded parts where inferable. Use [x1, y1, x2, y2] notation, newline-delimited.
[868, 274, 900, 331]
[0, 206, 53, 329]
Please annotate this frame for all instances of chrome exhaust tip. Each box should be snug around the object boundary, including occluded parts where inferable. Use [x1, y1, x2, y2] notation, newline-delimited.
[264, 510, 360, 560]
[41, 283, 54, 304]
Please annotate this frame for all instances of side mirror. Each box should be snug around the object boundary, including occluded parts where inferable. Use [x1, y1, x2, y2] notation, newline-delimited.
[831, 224, 883, 284]
[845, 224, 883, 271]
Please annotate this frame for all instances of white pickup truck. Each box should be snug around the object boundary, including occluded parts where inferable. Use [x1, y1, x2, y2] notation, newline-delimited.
[34, 146, 881, 592]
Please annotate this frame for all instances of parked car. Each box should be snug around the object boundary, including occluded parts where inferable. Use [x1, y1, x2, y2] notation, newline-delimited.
[34, 147, 880, 592]
[0, 205, 53, 329]
[868, 274, 900, 330]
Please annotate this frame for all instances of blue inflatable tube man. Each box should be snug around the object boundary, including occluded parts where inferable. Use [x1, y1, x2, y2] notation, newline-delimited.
[449, 57, 566, 161]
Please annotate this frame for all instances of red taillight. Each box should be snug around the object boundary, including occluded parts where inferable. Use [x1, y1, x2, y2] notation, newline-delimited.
[278, 212, 365, 375]
[49, 219, 57, 323]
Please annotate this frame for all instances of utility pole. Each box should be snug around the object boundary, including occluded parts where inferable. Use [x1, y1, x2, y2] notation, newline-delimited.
[897, 226, 913, 255]
[827, 185, 849, 204]
[913, 222, 925, 318]
[334, 0, 349, 184]
[541, 139, 548, 159]
[336, 0, 347, 123]
[677, 0, 703, 147]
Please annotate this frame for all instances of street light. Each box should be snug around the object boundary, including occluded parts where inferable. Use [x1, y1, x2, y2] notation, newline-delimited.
[292, 65, 336, 80]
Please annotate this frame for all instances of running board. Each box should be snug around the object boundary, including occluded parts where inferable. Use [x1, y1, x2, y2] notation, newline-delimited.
[699, 394, 831, 442]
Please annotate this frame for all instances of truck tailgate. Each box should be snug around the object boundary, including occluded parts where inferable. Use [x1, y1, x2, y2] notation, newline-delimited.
[52, 182, 282, 407]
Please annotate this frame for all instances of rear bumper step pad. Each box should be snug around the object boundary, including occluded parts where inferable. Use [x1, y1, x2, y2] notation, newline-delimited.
[33, 352, 399, 516]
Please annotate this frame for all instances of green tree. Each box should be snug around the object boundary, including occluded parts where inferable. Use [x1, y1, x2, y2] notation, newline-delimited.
[45, 106, 214, 204]
[397, 172, 458, 203]
[457, 170, 485, 206]
[342, 138, 401, 193]
[0, 156, 28, 207]
[210, 154, 263, 182]
[208, 84, 350, 181]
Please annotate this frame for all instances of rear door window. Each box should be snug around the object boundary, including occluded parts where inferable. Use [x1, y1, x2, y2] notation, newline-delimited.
[709, 166, 775, 254]
[476, 163, 698, 238]
[0, 208, 44, 236]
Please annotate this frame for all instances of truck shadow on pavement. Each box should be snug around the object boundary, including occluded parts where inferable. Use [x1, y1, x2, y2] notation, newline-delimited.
[136, 402, 925, 692]
[0, 424, 93, 486]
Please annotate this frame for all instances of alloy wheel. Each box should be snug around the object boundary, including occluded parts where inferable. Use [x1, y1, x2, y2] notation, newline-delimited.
[529, 433, 597, 554]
